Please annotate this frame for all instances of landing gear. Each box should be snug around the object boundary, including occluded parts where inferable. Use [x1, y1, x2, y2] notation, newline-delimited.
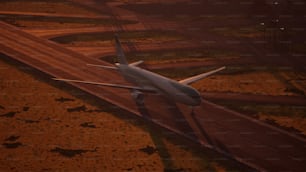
[131, 90, 145, 105]
[190, 106, 195, 115]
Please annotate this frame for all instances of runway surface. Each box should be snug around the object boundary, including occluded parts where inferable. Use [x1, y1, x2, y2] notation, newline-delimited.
[1, 21, 305, 171]
[202, 92, 306, 106]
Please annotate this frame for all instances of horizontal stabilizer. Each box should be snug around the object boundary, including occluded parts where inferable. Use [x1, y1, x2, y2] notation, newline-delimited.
[87, 64, 117, 70]
[179, 66, 226, 85]
[53, 78, 155, 92]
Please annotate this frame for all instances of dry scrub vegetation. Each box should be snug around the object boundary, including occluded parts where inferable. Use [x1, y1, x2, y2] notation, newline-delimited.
[259, 114, 306, 136]
[0, 59, 163, 171]
[0, 59, 231, 171]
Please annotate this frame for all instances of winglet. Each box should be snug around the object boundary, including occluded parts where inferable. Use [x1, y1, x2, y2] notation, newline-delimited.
[115, 34, 128, 65]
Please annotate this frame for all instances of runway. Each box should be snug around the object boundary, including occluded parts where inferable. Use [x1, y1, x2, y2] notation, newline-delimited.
[202, 92, 306, 106]
[1, 21, 305, 171]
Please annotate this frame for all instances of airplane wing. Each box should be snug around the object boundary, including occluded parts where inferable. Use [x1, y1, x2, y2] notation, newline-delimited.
[87, 64, 118, 70]
[130, 60, 144, 66]
[179, 66, 226, 85]
[53, 78, 156, 92]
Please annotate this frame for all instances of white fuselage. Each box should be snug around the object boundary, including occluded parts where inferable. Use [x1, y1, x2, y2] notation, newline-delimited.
[118, 64, 201, 106]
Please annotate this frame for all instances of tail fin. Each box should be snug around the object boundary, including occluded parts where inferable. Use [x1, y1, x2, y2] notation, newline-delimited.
[115, 34, 128, 65]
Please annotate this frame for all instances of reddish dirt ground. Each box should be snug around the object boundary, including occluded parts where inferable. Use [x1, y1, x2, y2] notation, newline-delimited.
[1, 0, 306, 171]
[0, 57, 235, 172]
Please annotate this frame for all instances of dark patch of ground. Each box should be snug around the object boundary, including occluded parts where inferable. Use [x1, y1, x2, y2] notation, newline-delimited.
[67, 105, 87, 112]
[50, 147, 97, 158]
[67, 105, 103, 113]
[17, 118, 40, 124]
[164, 168, 185, 172]
[55, 97, 74, 102]
[139, 145, 157, 155]
[0, 111, 17, 118]
[2, 142, 23, 149]
[23, 106, 29, 111]
[3, 135, 22, 149]
[4, 135, 20, 142]
[80, 122, 96, 128]
[123, 167, 133, 171]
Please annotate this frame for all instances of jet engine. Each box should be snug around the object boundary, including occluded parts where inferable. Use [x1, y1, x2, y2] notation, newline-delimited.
[131, 90, 144, 105]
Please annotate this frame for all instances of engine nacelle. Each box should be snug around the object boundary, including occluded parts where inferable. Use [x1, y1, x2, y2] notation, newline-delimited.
[131, 90, 144, 105]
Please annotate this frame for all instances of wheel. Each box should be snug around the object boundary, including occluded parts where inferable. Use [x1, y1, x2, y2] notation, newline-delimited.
[131, 90, 144, 105]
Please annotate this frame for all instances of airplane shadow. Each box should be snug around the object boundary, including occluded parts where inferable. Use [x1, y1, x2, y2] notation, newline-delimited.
[191, 106, 231, 155]
[136, 94, 200, 141]
[134, 98, 177, 170]
[133, 94, 234, 170]
[190, 110, 214, 146]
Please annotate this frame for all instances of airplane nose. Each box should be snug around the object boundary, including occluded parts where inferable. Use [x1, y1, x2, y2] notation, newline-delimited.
[193, 95, 202, 106]
[189, 90, 201, 106]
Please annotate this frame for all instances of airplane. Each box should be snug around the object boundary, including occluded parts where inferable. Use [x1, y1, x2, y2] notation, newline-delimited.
[53, 35, 225, 107]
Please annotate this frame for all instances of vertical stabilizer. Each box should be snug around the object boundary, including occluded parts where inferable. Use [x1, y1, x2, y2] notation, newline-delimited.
[115, 34, 128, 65]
